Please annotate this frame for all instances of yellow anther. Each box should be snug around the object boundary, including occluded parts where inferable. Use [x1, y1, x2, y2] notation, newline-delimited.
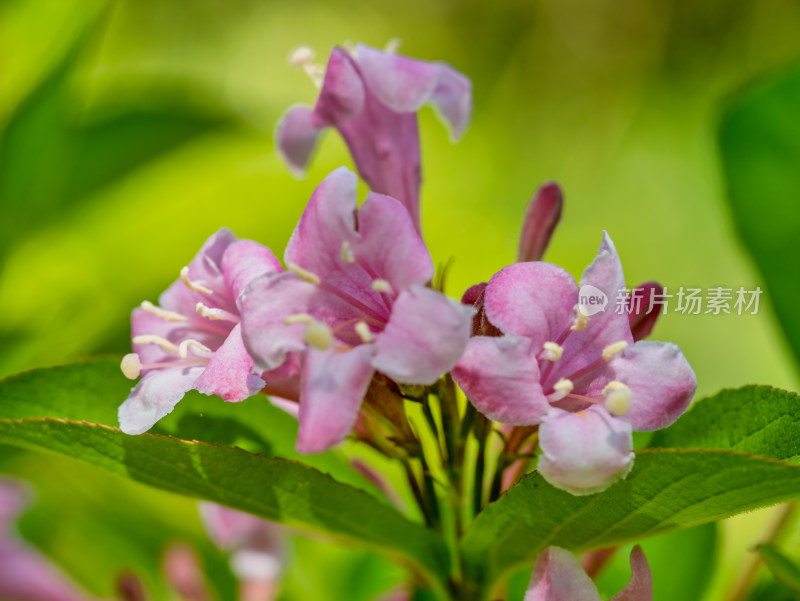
[284, 313, 315, 325]
[541, 341, 563, 362]
[602, 341, 629, 361]
[603, 381, 632, 416]
[304, 322, 333, 351]
[140, 301, 186, 322]
[340, 241, 355, 263]
[132, 335, 179, 354]
[196, 302, 238, 322]
[571, 306, 590, 331]
[354, 321, 373, 343]
[178, 339, 213, 359]
[120, 353, 142, 379]
[549, 378, 574, 401]
[287, 262, 321, 285]
[384, 38, 402, 53]
[372, 279, 393, 294]
[289, 46, 315, 67]
[180, 267, 213, 295]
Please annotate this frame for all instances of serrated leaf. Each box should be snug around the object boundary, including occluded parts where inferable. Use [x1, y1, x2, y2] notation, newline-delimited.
[0, 418, 450, 596]
[757, 544, 800, 595]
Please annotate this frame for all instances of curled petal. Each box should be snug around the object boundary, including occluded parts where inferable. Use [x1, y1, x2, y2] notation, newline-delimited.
[518, 182, 563, 263]
[538, 406, 634, 495]
[297, 345, 375, 454]
[485, 262, 578, 346]
[524, 546, 601, 601]
[312, 47, 365, 128]
[606, 340, 697, 431]
[275, 105, 322, 176]
[221, 240, 282, 301]
[372, 285, 474, 385]
[119, 367, 204, 435]
[430, 64, 472, 140]
[194, 324, 265, 402]
[628, 282, 663, 342]
[611, 546, 653, 601]
[453, 336, 549, 425]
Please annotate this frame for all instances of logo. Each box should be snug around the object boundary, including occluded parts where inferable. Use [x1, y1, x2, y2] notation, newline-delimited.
[577, 285, 608, 316]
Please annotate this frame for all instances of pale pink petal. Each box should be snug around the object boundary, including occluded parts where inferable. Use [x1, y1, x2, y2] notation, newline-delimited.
[605, 341, 697, 431]
[354, 193, 433, 290]
[0, 479, 29, 532]
[355, 44, 440, 113]
[312, 47, 365, 128]
[372, 285, 474, 385]
[524, 546, 601, 601]
[194, 325, 264, 402]
[538, 406, 634, 495]
[518, 182, 563, 263]
[453, 336, 549, 425]
[163, 544, 213, 601]
[430, 64, 472, 141]
[0, 540, 92, 601]
[275, 105, 322, 176]
[261, 351, 301, 403]
[611, 546, 653, 601]
[484, 262, 578, 347]
[118, 367, 204, 434]
[297, 345, 375, 454]
[221, 239, 282, 301]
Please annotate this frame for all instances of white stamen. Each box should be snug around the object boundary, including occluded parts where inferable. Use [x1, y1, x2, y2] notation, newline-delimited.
[287, 262, 321, 285]
[304, 322, 333, 351]
[140, 301, 186, 322]
[289, 46, 315, 67]
[571, 306, 590, 331]
[178, 339, 213, 359]
[540, 341, 563, 362]
[372, 279, 393, 294]
[132, 335, 179, 354]
[340, 241, 355, 263]
[603, 381, 632, 416]
[384, 38, 402, 53]
[284, 313, 315, 325]
[180, 267, 213, 295]
[354, 321, 373, 343]
[196, 302, 238, 322]
[121, 353, 142, 379]
[549, 378, 574, 401]
[602, 340, 629, 361]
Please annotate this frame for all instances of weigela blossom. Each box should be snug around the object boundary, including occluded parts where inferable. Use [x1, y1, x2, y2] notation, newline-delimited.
[525, 546, 652, 601]
[453, 232, 697, 495]
[276, 42, 472, 232]
[118, 229, 297, 435]
[240, 167, 474, 454]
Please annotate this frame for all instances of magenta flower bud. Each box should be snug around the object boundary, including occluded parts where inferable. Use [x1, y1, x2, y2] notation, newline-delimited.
[628, 281, 664, 342]
[517, 182, 563, 263]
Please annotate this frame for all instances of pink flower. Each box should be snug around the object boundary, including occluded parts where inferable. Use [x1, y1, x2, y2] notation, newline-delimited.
[0, 477, 95, 601]
[276, 43, 472, 233]
[118, 229, 296, 435]
[453, 233, 696, 495]
[526, 546, 652, 601]
[240, 168, 474, 453]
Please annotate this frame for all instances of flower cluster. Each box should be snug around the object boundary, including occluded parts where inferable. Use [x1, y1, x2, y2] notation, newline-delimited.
[119, 42, 696, 503]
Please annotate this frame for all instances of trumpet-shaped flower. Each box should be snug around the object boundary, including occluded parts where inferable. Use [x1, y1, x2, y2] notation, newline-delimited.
[526, 546, 651, 601]
[119, 229, 293, 435]
[276, 43, 472, 232]
[453, 232, 696, 494]
[241, 167, 474, 453]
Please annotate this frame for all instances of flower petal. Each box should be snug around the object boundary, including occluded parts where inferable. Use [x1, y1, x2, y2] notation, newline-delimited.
[118, 367, 203, 435]
[518, 182, 563, 263]
[275, 104, 322, 176]
[606, 340, 697, 431]
[354, 192, 434, 290]
[194, 324, 265, 402]
[453, 336, 549, 425]
[538, 406, 634, 495]
[312, 47, 365, 128]
[372, 285, 474, 385]
[221, 239, 282, 301]
[430, 64, 472, 141]
[0, 478, 29, 533]
[628, 282, 663, 342]
[355, 44, 440, 113]
[0, 540, 92, 601]
[524, 546, 601, 601]
[611, 546, 653, 601]
[484, 262, 578, 347]
[297, 345, 375, 454]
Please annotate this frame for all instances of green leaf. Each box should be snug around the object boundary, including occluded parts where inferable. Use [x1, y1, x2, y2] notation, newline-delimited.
[757, 544, 800, 595]
[461, 450, 800, 595]
[0, 418, 450, 596]
[718, 62, 800, 367]
[650, 385, 800, 461]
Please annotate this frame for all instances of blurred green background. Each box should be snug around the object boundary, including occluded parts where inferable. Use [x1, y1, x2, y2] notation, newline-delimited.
[2, 0, 800, 599]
